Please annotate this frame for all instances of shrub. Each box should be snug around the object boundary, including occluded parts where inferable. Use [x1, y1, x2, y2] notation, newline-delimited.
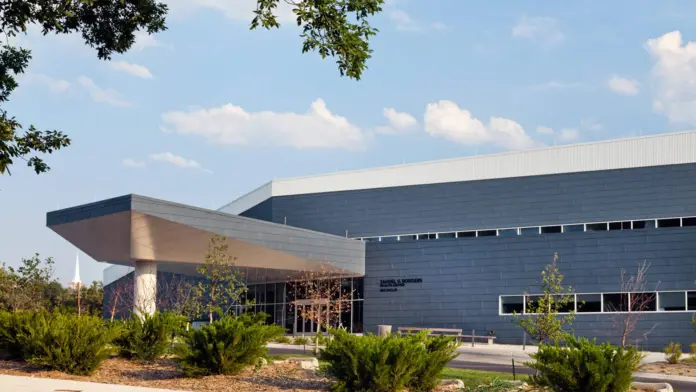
[527, 335, 640, 392]
[0, 310, 33, 359]
[176, 313, 285, 377]
[665, 342, 682, 364]
[293, 336, 310, 345]
[272, 335, 292, 344]
[114, 312, 185, 361]
[690, 343, 696, 361]
[318, 328, 458, 392]
[19, 312, 119, 375]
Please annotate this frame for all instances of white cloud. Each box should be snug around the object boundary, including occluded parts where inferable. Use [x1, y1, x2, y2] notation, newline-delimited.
[22, 73, 71, 93]
[164, 0, 294, 23]
[149, 152, 203, 169]
[512, 16, 565, 46]
[646, 31, 696, 125]
[109, 61, 153, 79]
[558, 128, 579, 142]
[133, 30, 162, 51]
[423, 100, 536, 150]
[77, 76, 133, 108]
[536, 126, 554, 134]
[389, 9, 445, 32]
[607, 76, 639, 96]
[161, 99, 367, 150]
[377, 108, 418, 134]
[122, 158, 146, 168]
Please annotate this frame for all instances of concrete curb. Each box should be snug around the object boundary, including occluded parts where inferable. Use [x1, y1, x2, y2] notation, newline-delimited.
[634, 371, 696, 383]
[632, 381, 673, 392]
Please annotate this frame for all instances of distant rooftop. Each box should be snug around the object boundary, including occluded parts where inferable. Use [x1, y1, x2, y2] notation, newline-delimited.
[219, 130, 696, 215]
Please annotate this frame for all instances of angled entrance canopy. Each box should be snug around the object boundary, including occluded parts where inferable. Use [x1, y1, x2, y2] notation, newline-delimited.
[47, 194, 365, 283]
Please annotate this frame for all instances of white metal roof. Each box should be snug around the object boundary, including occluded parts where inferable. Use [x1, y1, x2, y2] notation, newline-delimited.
[219, 130, 696, 215]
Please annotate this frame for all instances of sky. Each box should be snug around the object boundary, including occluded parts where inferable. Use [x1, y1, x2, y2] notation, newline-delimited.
[2, 0, 696, 284]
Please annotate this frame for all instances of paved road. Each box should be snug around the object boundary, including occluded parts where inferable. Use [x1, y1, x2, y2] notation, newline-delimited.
[269, 347, 696, 391]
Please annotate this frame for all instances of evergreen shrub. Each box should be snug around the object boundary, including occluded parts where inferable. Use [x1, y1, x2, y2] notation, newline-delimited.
[114, 312, 185, 361]
[527, 335, 641, 392]
[293, 336, 310, 345]
[0, 310, 33, 359]
[664, 342, 682, 364]
[272, 335, 292, 344]
[176, 313, 285, 377]
[318, 329, 458, 392]
[19, 312, 119, 375]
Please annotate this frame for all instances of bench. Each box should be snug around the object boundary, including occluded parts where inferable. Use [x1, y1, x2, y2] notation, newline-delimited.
[397, 327, 497, 345]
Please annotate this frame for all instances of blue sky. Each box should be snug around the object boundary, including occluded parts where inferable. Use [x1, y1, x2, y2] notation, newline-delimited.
[2, 0, 696, 284]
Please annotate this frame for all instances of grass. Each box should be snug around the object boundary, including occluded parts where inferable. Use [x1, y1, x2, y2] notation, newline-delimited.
[440, 367, 525, 385]
[267, 353, 316, 361]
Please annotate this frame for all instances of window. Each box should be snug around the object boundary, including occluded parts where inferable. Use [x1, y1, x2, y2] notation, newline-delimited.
[500, 296, 524, 314]
[633, 220, 656, 229]
[520, 227, 540, 235]
[586, 222, 608, 231]
[498, 228, 518, 236]
[630, 292, 656, 312]
[477, 230, 497, 237]
[418, 233, 436, 240]
[659, 292, 685, 311]
[554, 295, 575, 313]
[438, 232, 456, 238]
[525, 295, 541, 313]
[563, 224, 584, 232]
[380, 236, 399, 242]
[657, 218, 681, 228]
[364, 237, 379, 243]
[401, 235, 418, 241]
[609, 221, 631, 230]
[541, 226, 562, 234]
[683, 217, 696, 227]
[688, 291, 696, 311]
[457, 231, 476, 238]
[603, 293, 628, 312]
[577, 294, 601, 313]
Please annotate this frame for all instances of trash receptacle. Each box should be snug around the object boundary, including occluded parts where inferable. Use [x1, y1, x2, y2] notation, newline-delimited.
[377, 325, 392, 337]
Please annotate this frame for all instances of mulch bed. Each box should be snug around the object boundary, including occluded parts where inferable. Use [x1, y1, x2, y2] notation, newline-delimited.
[641, 360, 696, 377]
[0, 358, 462, 391]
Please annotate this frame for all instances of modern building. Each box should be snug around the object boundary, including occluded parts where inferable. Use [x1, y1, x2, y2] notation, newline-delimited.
[47, 131, 696, 350]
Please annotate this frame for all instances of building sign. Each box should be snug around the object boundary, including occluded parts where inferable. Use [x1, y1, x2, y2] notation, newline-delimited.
[379, 278, 423, 292]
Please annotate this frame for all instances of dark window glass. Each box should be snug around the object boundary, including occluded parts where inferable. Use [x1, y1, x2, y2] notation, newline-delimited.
[688, 292, 696, 311]
[630, 292, 656, 312]
[603, 293, 629, 312]
[541, 226, 562, 234]
[340, 303, 352, 330]
[352, 300, 364, 333]
[417, 234, 433, 240]
[525, 295, 541, 314]
[554, 295, 575, 313]
[622, 221, 632, 229]
[498, 229, 518, 236]
[683, 217, 696, 227]
[380, 236, 399, 242]
[520, 227, 539, 235]
[609, 222, 622, 230]
[659, 292, 685, 311]
[354, 278, 364, 300]
[284, 303, 294, 332]
[285, 281, 296, 303]
[633, 220, 656, 229]
[256, 283, 266, 303]
[438, 232, 456, 238]
[577, 294, 601, 313]
[265, 283, 274, 304]
[457, 231, 476, 238]
[364, 237, 379, 243]
[658, 218, 681, 228]
[247, 285, 257, 304]
[264, 304, 275, 323]
[500, 296, 524, 314]
[400, 235, 418, 241]
[586, 223, 608, 231]
[478, 230, 497, 237]
[276, 283, 285, 303]
[563, 224, 584, 232]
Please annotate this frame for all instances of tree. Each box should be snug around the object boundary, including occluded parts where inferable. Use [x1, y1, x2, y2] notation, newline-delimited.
[292, 264, 353, 333]
[1, 0, 383, 177]
[157, 273, 202, 321]
[104, 273, 134, 322]
[197, 235, 248, 323]
[0, 253, 57, 310]
[516, 253, 575, 345]
[610, 261, 659, 347]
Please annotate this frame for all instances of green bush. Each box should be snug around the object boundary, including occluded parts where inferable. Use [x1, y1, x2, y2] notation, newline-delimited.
[318, 328, 458, 392]
[527, 335, 640, 392]
[19, 312, 119, 375]
[176, 313, 285, 377]
[272, 335, 292, 344]
[293, 336, 310, 345]
[0, 310, 33, 359]
[690, 343, 696, 361]
[114, 312, 185, 361]
[665, 342, 682, 364]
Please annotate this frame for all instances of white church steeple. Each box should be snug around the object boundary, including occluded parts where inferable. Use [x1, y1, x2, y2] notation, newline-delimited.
[70, 252, 81, 289]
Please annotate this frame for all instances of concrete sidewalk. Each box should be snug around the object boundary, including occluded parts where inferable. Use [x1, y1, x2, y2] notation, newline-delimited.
[0, 374, 188, 392]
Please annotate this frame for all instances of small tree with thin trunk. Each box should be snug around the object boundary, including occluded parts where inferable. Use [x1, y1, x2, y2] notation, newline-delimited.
[158, 273, 202, 321]
[516, 253, 575, 345]
[610, 261, 659, 348]
[105, 273, 134, 322]
[293, 264, 353, 334]
[196, 235, 248, 323]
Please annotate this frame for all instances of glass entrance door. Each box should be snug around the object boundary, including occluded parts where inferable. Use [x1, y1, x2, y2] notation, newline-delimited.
[295, 304, 315, 335]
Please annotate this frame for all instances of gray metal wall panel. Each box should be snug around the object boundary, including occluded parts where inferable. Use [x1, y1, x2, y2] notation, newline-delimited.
[46, 195, 133, 226]
[257, 164, 696, 238]
[363, 228, 696, 351]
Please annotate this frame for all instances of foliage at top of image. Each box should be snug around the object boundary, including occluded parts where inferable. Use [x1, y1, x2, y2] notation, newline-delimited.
[515, 253, 575, 344]
[319, 328, 458, 392]
[0, 0, 167, 176]
[527, 334, 642, 392]
[114, 311, 186, 361]
[175, 312, 285, 377]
